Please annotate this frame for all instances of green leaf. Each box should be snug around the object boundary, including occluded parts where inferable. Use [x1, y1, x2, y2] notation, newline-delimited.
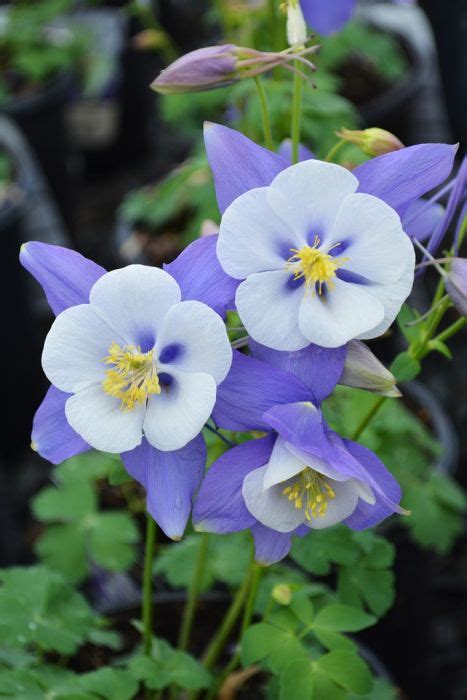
[290, 591, 314, 625]
[429, 339, 452, 359]
[79, 668, 138, 700]
[242, 622, 307, 674]
[313, 604, 376, 633]
[390, 352, 421, 382]
[290, 527, 360, 575]
[34, 523, 87, 583]
[317, 651, 373, 695]
[338, 568, 395, 618]
[397, 304, 423, 344]
[89, 513, 139, 571]
[32, 480, 96, 522]
[107, 459, 132, 486]
[279, 660, 314, 700]
[128, 641, 211, 691]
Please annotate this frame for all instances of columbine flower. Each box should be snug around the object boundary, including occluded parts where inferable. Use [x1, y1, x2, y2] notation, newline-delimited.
[20, 237, 235, 539]
[299, 0, 414, 36]
[194, 352, 402, 564]
[151, 44, 318, 95]
[217, 158, 415, 349]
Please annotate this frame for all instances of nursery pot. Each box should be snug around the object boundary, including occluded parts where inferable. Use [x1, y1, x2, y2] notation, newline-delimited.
[1, 72, 75, 229]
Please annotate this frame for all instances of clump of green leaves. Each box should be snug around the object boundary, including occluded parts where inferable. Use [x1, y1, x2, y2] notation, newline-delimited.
[32, 451, 140, 583]
[0, 0, 86, 102]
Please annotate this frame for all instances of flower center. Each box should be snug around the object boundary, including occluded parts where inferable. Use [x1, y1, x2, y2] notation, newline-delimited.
[282, 468, 336, 521]
[102, 341, 161, 410]
[287, 236, 347, 294]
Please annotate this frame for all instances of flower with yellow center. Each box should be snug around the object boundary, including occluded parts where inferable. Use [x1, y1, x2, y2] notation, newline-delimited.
[282, 468, 336, 520]
[287, 236, 348, 294]
[102, 342, 161, 410]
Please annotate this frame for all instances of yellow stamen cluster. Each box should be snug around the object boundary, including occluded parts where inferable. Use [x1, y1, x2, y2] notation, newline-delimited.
[102, 342, 161, 410]
[287, 236, 348, 294]
[282, 468, 336, 521]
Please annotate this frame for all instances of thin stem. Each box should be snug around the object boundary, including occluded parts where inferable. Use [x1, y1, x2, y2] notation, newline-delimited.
[431, 317, 467, 345]
[142, 516, 157, 656]
[205, 422, 236, 448]
[351, 395, 386, 441]
[291, 63, 303, 164]
[202, 562, 261, 700]
[254, 76, 274, 150]
[268, 0, 282, 52]
[324, 139, 346, 163]
[178, 534, 210, 651]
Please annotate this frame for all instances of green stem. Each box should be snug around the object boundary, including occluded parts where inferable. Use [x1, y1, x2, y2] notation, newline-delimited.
[203, 563, 262, 700]
[351, 395, 386, 441]
[291, 64, 303, 164]
[431, 317, 467, 345]
[178, 534, 210, 651]
[268, 0, 282, 52]
[254, 76, 274, 150]
[142, 516, 157, 656]
[324, 139, 346, 163]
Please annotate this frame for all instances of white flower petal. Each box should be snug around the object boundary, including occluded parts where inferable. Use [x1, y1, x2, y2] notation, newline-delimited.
[89, 265, 181, 348]
[65, 384, 144, 453]
[42, 304, 121, 393]
[267, 160, 358, 241]
[217, 187, 297, 279]
[328, 193, 411, 284]
[242, 466, 305, 533]
[352, 479, 376, 505]
[236, 270, 308, 351]
[305, 478, 360, 530]
[143, 371, 216, 451]
[357, 255, 415, 340]
[262, 437, 306, 490]
[298, 278, 385, 348]
[155, 300, 232, 384]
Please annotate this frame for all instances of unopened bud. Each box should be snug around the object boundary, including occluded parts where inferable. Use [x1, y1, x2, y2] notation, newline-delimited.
[151, 43, 317, 95]
[337, 128, 404, 157]
[340, 340, 401, 398]
[287, 1, 307, 47]
[272, 584, 292, 606]
[446, 258, 467, 317]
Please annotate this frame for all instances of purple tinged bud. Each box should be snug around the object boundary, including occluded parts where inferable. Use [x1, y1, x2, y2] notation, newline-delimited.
[338, 127, 404, 157]
[446, 258, 467, 317]
[151, 44, 319, 95]
[340, 340, 401, 398]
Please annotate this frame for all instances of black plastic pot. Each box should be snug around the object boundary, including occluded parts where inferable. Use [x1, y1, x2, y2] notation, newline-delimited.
[1, 72, 75, 229]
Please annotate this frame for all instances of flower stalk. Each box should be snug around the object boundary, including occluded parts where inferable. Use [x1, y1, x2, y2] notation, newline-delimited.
[142, 516, 157, 656]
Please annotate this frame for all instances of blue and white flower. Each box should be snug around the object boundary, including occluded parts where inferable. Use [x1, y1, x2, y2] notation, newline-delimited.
[217, 159, 416, 350]
[21, 240, 235, 539]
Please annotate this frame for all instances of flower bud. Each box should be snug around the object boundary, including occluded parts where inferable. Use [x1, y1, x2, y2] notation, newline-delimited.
[151, 43, 318, 95]
[272, 584, 292, 606]
[340, 340, 401, 398]
[337, 128, 404, 157]
[287, 1, 307, 47]
[446, 258, 467, 317]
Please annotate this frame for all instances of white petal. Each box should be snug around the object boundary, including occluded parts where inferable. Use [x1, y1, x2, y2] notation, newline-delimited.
[236, 270, 308, 351]
[217, 187, 297, 279]
[143, 372, 216, 451]
[267, 160, 358, 242]
[262, 437, 306, 490]
[352, 479, 376, 505]
[65, 385, 144, 453]
[89, 265, 181, 348]
[242, 466, 305, 533]
[306, 478, 360, 530]
[42, 304, 122, 393]
[328, 193, 410, 284]
[357, 255, 415, 340]
[298, 278, 385, 348]
[155, 300, 232, 384]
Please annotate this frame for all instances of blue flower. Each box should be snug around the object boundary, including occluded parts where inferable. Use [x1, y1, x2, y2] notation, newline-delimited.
[20, 237, 236, 540]
[193, 352, 402, 564]
[299, 0, 414, 36]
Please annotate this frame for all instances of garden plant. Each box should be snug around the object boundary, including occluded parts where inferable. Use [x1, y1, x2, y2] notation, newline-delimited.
[2, 1, 466, 699]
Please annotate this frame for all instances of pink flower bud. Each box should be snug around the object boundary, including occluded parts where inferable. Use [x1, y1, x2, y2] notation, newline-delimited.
[337, 128, 404, 157]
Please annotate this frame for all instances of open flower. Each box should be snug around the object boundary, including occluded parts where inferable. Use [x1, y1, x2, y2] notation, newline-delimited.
[21, 239, 235, 539]
[217, 159, 415, 349]
[194, 362, 402, 564]
[299, 0, 414, 36]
